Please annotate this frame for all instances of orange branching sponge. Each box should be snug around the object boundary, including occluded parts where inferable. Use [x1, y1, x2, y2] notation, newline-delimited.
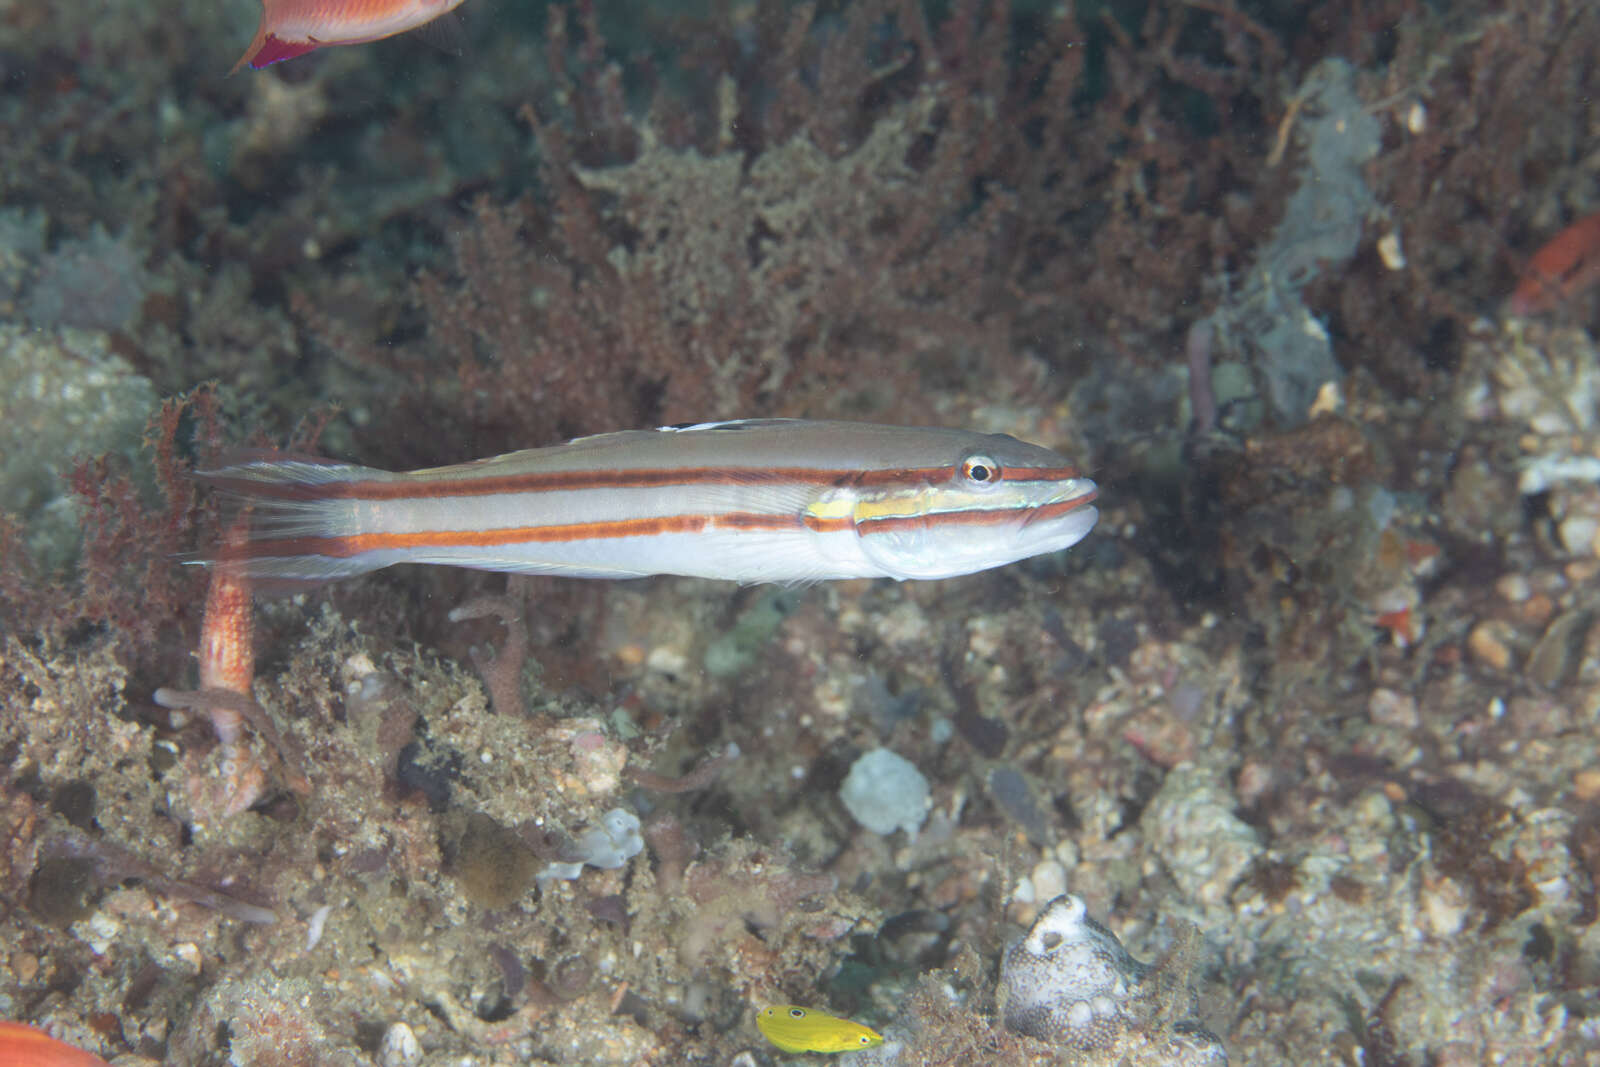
[197, 543, 255, 698]
[154, 517, 312, 802]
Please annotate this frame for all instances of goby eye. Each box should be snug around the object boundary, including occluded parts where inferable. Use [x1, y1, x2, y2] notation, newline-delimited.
[961, 455, 1000, 484]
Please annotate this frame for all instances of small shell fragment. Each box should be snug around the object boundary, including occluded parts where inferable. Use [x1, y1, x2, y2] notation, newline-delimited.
[304, 904, 333, 952]
[1378, 231, 1406, 270]
[378, 1022, 422, 1067]
[1308, 381, 1342, 418]
[1405, 101, 1427, 135]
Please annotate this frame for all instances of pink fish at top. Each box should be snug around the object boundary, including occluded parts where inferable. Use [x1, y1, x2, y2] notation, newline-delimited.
[231, 0, 466, 74]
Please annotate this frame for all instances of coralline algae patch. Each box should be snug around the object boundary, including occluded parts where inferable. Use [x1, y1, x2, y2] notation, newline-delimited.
[0, 322, 159, 568]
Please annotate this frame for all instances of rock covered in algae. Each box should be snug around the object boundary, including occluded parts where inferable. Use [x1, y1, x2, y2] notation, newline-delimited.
[0, 322, 158, 568]
[997, 894, 1228, 1065]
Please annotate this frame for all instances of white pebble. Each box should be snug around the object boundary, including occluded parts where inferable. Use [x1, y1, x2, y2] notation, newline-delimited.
[1495, 574, 1531, 603]
[304, 904, 333, 952]
[1405, 101, 1426, 134]
[1559, 515, 1598, 556]
[1030, 859, 1068, 903]
[1367, 688, 1419, 730]
[1377, 231, 1405, 270]
[379, 1022, 422, 1067]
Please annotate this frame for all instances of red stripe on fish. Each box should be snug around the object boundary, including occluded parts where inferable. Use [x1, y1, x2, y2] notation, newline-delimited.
[206, 463, 1083, 502]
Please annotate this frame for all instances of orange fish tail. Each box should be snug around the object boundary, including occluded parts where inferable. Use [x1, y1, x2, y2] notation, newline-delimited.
[229, 2, 272, 75]
[230, 0, 320, 73]
[0, 1022, 112, 1067]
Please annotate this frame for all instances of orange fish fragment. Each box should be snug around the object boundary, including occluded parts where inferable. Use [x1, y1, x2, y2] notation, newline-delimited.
[0, 1022, 112, 1067]
[1510, 210, 1600, 316]
[231, 0, 467, 74]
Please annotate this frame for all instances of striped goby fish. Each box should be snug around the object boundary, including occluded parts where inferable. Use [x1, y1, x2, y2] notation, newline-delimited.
[200, 419, 1099, 585]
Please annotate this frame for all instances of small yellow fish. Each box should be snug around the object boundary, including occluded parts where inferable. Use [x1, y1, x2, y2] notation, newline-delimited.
[756, 1005, 884, 1055]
